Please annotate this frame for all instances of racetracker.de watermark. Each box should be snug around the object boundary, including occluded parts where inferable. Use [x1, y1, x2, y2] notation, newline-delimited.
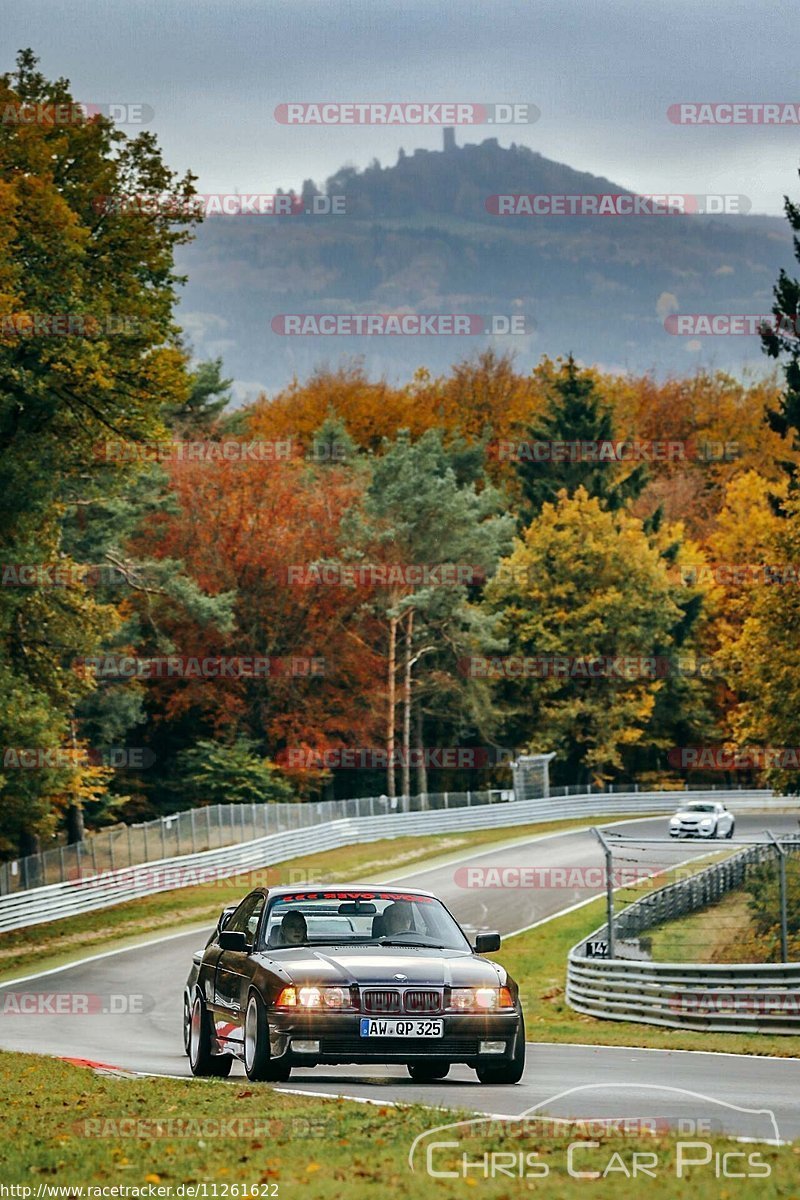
[0, 101, 153, 126]
[460, 654, 729, 681]
[486, 194, 749, 216]
[96, 438, 295, 463]
[271, 314, 530, 335]
[93, 193, 345, 217]
[279, 563, 487, 587]
[1, 992, 152, 1015]
[668, 746, 800, 770]
[2, 747, 154, 769]
[454, 865, 659, 888]
[276, 746, 515, 770]
[487, 439, 739, 463]
[665, 313, 800, 336]
[274, 102, 539, 125]
[1, 563, 131, 588]
[0, 313, 148, 338]
[73, 1116, 330, 1138]
[71, 655, 326, 679]
[676, 563, 800, 585]
[669, 991, 800, 1015]
[668, 102, 800, 125]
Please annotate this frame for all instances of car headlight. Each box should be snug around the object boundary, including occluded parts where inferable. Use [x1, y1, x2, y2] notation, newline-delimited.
[669, 816, 680, 824]
[448, 986, 514, 1011]
[275, 985, 354, 1010]
[700, 818, 714, 827]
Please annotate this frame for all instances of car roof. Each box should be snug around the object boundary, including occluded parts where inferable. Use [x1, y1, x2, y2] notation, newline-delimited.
[246, 884, 438, 899]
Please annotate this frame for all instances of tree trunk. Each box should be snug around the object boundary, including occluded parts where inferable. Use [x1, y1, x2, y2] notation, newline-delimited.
[401, 609, 414, 798]
[386, 614, 398, 797]
[18, 830, 41, 857]
[415, 700, 428, 797]
[66, 719, 85, 844]
[66, 804, 85, 845]
[65, 720, 85, 844]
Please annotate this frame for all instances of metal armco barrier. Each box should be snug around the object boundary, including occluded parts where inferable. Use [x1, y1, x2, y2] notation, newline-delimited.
[567, 833, 800, 1034]
[0, 789, 776, 932]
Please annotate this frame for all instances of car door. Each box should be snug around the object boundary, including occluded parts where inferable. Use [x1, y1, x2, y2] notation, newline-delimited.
[212, 892, 266, 1046]
[716, 804, 732, 835]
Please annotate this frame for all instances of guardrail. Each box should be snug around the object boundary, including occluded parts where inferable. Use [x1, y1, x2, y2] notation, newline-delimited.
[567, 833, 800, 1034]
[0, 781, 779, 896]
[0, 789, 777, 933]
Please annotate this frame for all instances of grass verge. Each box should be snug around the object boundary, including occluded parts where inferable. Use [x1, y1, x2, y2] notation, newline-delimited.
[646, 891, 754, 963]
[0, 1051, 795, 1196]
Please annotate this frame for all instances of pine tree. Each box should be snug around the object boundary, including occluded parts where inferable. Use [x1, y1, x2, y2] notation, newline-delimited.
[761, 167, 800, 494]
[516, 356, 648, 523]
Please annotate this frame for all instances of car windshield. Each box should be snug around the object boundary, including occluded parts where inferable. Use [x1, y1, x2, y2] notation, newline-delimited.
[682, 804, 716, 813]
[261, 890, 471, 951]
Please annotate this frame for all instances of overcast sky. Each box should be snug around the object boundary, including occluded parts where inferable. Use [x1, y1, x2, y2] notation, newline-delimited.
[4, 0, 799, 216]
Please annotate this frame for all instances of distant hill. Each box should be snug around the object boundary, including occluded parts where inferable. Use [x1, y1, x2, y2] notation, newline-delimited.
[174, 135, 791, 399]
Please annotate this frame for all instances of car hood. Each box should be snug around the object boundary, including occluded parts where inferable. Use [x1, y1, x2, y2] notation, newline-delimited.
[253, 946, 506, 987]
[672, 809, 716, 819]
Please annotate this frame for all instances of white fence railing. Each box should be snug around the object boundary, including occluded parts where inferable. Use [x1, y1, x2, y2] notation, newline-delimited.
[567, 957, 800, 1035]
[0, 789, 781, 933]
[567, 833, 800, 1035]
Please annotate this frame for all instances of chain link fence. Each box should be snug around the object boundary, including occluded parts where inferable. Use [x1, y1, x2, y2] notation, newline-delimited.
[0, 780, 774, 897]
[612, 834, 800, 944]
[567, 833, 800, 1033]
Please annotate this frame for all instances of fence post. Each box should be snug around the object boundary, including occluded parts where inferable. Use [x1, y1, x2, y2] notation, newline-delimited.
[190, 808, 197, 854]
[766, 831, 789, 963]
[161, 819, 167, 860]
[108, 835, 114, 873]
[59, 845, 66, 883]
[592, 827, 615, 959]
[127, 824, 133, 867]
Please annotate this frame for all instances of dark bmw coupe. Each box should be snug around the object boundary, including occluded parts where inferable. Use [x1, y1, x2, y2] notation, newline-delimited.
[184, 885, 526, 1084]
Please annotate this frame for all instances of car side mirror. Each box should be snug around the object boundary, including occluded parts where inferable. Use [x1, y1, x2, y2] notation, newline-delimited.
[219, 930, 248, 952]
[474, 932, 501, 953]
[217, 906, 235, 932]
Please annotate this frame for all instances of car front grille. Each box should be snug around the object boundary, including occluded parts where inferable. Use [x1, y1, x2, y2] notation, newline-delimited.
[361, 988, 443, 1013]
[363, 989, 401, 1013]
[403, 989, 441, 1013]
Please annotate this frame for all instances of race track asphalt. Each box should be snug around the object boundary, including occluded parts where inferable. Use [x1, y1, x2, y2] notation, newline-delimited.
[1, 812, 797, 1139]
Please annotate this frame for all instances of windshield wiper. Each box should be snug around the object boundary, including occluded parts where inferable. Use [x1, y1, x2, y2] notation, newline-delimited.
[378, 936, 448, 948]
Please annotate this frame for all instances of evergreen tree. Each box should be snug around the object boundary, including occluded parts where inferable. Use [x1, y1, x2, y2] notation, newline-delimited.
[163, 358, 232, 434]
[761, 166, 800, 493]
[516, 356, 648, 523]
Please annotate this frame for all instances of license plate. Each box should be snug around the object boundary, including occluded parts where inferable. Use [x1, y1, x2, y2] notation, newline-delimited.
[359, 1018, 443, 1038]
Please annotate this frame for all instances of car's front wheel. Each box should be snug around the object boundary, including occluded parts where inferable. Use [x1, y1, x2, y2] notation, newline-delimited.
[475, 1020, 526, 1085]
[183, 994, 191, 1055]
[244, 993, 292, 1082]
[188, 994, 232, 1077]
[726, 821, 735, 839]
[407, 1062, 450, 1082]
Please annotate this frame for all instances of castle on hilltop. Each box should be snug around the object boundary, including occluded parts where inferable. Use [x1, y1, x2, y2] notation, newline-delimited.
[443, 127, 456, 152]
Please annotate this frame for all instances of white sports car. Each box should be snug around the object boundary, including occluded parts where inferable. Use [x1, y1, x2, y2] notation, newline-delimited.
[668, 801, 735, 839]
